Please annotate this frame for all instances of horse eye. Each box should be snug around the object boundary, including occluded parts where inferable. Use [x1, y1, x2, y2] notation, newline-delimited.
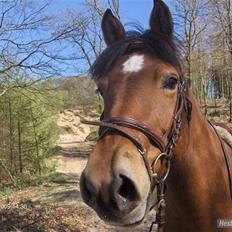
[163, 77, 178, 90]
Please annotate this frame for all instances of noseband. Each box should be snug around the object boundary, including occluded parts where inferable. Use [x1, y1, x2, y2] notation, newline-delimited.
[82, 80, 192, 232]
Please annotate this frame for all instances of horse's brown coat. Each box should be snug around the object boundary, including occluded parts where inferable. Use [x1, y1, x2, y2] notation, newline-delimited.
[80, 1, 232, 231]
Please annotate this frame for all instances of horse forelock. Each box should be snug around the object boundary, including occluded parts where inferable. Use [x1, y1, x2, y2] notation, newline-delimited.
[90, 29, 181, 80]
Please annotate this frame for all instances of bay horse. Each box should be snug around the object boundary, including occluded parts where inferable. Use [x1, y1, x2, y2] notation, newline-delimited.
[80, 0, 232, 231]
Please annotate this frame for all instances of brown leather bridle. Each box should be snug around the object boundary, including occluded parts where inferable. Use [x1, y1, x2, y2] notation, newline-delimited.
[82, 79, 192, 232]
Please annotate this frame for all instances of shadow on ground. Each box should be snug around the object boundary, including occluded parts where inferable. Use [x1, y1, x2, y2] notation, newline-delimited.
[0, 203, 87, 232]
[47, 189, 81, 201]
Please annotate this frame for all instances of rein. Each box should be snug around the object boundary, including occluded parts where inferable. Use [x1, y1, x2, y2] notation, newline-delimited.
[82, 80, 192, 232]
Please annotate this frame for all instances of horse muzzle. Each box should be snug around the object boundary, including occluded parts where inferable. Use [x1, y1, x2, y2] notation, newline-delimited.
[80, 170, 151, 225]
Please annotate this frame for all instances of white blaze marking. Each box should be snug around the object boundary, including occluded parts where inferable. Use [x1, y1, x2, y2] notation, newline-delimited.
[122, 55, 144, 74]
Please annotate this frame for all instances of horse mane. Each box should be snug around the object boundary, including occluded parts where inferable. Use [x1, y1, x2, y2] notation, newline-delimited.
[91, 29, 181, 80]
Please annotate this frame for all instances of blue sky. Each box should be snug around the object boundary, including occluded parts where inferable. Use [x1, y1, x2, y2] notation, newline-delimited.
[119, 0, 172, 28]
[52, 0, 172, 28]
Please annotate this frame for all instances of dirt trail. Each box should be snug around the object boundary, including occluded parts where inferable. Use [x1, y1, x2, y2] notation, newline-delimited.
[54, 110, 157, 232]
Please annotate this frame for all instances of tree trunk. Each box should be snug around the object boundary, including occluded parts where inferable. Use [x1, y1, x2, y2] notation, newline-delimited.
[17, 112, 23, 174]
[228, 76, 232, 122]
[8, 99, 13, 172]
[30, 104, 41, 175]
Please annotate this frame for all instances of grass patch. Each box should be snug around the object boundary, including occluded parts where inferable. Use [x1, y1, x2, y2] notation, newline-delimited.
[47, 172, 66, 183]
[0, 187, 14, 196]
[35, 171, 66, 184]
[33, 160, 65, 184]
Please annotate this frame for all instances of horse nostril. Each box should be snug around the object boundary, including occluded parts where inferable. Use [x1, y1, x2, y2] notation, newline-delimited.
[80, 173, 97, 206]
[118, 174, 139, 202]
[112, 174, 140, 212]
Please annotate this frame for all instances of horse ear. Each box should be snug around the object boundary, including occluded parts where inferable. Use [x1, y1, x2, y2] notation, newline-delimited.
[149, 0, 173, 38]
[102, 9, 126, 46]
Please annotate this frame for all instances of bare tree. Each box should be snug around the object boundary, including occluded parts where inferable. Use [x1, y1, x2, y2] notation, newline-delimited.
[209, 0, 232, 120]
[211, 0, 232, 59]
[173, 0, 209, 79]
[62, 0, 105, 73]
[63, 0, 122, 74]
[0, 0, 79, 96]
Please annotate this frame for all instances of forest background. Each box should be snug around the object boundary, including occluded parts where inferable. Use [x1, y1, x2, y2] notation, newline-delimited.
[0, 0, 231, 189]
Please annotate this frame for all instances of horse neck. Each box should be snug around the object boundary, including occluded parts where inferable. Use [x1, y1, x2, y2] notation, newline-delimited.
[165, 92, 232, 231]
